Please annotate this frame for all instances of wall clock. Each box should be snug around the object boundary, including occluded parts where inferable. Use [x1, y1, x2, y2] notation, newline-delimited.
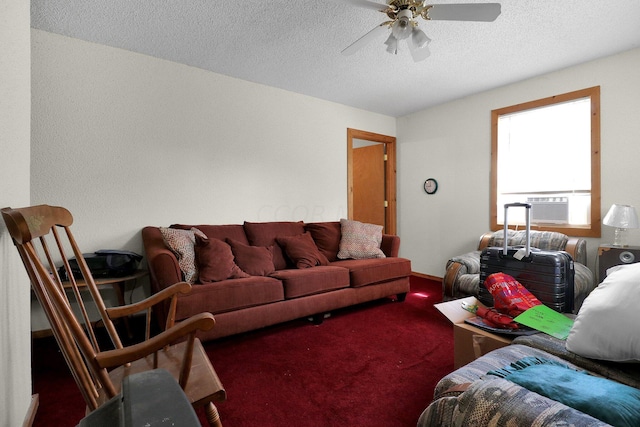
[423, 178, 438, 194]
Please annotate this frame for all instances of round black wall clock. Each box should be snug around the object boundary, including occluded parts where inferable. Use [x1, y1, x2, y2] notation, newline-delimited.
[423, 178, 438, 194]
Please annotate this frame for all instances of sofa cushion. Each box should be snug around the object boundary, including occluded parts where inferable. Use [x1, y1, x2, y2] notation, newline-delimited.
[277, 232, 329, 268]
[269, 266, 350, 299]
[171, 223, 250, 245]
[337, 218, 386, 260]
[227, 238, 275, 276]
[567, 262, 640, 362]
[176, 276, 284, 317]
[244, 221, 305, 269]
[194, 235, 249, 282]
[305, 222, 341, 262]
[159, 226, 207, 283]
[331, 257, 411, 288]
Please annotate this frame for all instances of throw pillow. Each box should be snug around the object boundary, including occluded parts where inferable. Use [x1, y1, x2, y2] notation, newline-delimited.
[159, 226, 207, 283]
[304, 222, 341, 262]
[243, 221, 305, 270]
[566, 262, 640, 362]
[194, 235, 249, 282]
[226, 238, 276, 276]
[276, 232, 330, 269]
[337, 218, 386, 260]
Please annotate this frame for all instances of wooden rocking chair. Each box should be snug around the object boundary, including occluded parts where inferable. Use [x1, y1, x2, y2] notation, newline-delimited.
[2, 205, 226, 426]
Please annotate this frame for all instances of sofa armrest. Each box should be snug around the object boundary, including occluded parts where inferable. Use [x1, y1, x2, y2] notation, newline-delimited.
[477, 232, 494, 251]
[443, 251, 482, 299]
[564, 237, 587, 265]
[141, 226, 183, 294]
[380, 234, 400, 257]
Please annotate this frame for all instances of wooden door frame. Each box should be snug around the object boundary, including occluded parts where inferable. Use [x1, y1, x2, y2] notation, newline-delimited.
[347, 128, 397, 235]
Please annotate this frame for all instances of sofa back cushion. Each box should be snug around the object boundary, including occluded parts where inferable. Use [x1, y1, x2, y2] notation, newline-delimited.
[304, 222, 341, 262]
[486, 230, 569, 252]
[243, 221, 305, 270]
[171, 224, 250, 245]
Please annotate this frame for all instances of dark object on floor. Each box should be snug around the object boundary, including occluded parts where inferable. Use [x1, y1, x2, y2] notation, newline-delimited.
[78, 369, 200, 427]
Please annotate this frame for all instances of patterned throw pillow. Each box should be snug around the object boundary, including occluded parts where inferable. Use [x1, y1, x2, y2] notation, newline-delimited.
[159, 226, 207, 283]
[337, 218, 386, 260]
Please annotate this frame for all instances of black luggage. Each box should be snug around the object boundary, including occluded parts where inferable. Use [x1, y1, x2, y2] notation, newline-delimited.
[478, 203, 575, 313]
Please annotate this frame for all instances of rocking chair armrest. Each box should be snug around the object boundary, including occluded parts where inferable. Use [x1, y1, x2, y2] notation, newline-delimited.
[106, 281, 192, 319]
[95, 312, 216, 369]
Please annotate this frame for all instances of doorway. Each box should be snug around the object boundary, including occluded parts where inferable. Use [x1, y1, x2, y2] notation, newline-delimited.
[347, 128, 397, 234]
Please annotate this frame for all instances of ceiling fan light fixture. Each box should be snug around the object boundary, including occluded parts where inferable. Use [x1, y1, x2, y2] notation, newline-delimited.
[391, 9, 413, 40]
[384, 33, 398, 54]
[411, 27, 431, 49]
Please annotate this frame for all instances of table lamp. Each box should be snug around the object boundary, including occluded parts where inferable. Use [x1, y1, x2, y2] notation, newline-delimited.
[603, 204, 639, 247]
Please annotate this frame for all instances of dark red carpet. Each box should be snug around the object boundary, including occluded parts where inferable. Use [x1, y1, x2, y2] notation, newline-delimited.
[32, 276, 453, 426]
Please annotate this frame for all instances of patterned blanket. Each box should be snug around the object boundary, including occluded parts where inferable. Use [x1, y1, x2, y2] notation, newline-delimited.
[418, 335, 640, 427]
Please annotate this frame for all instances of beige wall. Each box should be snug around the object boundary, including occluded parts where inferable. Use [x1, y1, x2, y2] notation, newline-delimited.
[0, 0, 32, 424]
[31, 30, 396, 261]
[398, 47, 640, 277]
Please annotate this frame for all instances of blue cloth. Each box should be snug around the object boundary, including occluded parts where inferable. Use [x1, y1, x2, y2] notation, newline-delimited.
[488, 357, 640, 427]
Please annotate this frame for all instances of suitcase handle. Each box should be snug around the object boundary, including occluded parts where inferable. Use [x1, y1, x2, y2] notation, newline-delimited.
[503, 203, 531, 256]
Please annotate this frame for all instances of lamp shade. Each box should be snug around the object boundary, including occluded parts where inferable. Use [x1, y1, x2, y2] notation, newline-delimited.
[603, 204, 639, 229]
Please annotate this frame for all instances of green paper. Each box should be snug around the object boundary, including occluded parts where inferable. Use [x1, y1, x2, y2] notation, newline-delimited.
[514, 305, 574, 340]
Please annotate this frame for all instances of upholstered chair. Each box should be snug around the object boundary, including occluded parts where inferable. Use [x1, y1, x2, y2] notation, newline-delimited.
[443, 230, 595, 312]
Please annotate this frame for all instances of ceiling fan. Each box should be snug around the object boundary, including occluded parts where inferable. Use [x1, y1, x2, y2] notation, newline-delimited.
[340, 1, 501, 62]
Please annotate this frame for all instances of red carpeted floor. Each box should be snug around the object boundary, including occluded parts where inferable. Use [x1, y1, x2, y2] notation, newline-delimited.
[31, 276, 453, 426]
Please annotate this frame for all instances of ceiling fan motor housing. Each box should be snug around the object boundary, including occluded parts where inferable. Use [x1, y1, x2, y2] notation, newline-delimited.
[392, 9, 414, 40]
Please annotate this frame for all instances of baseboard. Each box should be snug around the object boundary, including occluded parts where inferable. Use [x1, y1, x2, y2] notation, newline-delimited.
[23, 394, 39, 427]
[412, 271, 442, 282]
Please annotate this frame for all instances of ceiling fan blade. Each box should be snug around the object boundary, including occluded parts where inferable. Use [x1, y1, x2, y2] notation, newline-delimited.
[342, 24, 389, 56]
[427, 3, 501, 22]
[338, 0, 391, 12]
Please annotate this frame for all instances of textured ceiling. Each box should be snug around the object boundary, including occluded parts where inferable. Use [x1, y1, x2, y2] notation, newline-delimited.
[31, 0, 640, 117]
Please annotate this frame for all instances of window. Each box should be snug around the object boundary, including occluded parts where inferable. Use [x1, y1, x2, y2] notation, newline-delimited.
[491, 86, 601, 237]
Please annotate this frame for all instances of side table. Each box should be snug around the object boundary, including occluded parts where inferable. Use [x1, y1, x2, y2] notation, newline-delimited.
[597, 245, 640, 284]
[63, 269, 148, 308]
[32, 269, 148, 338]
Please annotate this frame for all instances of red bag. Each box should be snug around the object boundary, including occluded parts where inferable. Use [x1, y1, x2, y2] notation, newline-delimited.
[483, 272, 541, 317]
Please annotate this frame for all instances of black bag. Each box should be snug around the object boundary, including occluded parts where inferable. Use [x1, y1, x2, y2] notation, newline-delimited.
[58, 250, 143, 281]
[478, 203, 575, 313]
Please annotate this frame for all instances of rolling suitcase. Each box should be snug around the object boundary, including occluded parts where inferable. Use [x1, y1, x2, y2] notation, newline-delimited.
[478, 202, 575, 313]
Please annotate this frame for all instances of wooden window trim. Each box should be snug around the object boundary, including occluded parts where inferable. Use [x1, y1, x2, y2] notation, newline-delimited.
[490, 86, 601, 237]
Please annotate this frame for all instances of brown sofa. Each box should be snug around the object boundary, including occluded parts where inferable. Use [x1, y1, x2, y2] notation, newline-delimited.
[141, 220, 411, 342]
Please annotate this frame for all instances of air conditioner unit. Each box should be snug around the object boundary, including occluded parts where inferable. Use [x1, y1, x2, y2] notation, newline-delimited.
[527, 197, 569, 224]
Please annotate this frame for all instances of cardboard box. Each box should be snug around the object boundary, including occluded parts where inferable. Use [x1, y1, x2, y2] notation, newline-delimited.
[435, 296, 513, 369]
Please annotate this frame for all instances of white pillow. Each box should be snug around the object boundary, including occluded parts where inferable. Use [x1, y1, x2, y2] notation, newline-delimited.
[566, 262, 640, 362]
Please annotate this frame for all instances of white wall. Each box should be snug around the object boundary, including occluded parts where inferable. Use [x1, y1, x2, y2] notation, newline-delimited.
[31, 31, 640, 284]
[0, 0, 32, 425]
[398, 47, 640, 277]
[31, 30, 395, 258]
